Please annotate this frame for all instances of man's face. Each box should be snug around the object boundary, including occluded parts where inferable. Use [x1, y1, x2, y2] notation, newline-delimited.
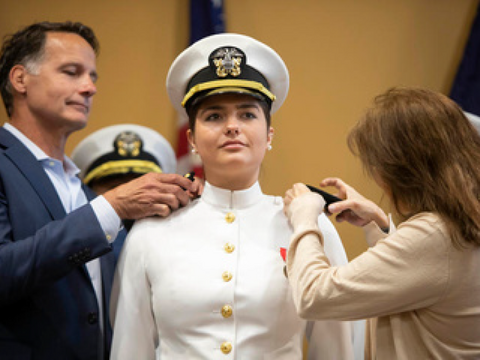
[22, 32, 97, 133]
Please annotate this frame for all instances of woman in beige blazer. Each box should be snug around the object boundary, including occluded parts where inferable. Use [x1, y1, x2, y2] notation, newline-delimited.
[284, 87, 480, 360]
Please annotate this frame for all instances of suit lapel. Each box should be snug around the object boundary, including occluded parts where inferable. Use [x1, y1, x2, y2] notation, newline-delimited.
[0, 128, 66, 220]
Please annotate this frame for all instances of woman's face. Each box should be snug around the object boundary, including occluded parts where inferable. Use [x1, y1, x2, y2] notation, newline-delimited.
[187, 93, 273, 189]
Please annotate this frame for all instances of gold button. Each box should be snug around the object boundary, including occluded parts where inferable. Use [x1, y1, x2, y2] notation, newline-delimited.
[220, 341, 232, 354]
[221, 305, 233, 318]
[225, 212, 236, 223]
[222, 271, 233, 282]
[224, 243, 235, 253]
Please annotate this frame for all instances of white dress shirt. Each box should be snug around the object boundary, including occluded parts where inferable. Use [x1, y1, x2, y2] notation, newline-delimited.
[110, 181, 355, 359]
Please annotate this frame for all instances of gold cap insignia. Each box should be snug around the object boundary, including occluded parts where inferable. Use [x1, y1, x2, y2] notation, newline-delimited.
[114, 131, 142, 157]
[210, 47, 245, 78]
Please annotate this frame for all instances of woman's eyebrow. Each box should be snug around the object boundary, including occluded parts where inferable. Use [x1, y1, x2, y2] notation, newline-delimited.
[236, 103, 260, 110]
[198, 102, 260, 115]
[198, 104, 224, 115]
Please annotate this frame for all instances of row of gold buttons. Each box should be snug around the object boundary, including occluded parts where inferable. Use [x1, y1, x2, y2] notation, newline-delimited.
[220, 211, 236, 354]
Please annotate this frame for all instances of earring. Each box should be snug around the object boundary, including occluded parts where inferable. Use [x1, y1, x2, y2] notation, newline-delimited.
[267, 144, 272, 151]
[191, 148, 197, 154]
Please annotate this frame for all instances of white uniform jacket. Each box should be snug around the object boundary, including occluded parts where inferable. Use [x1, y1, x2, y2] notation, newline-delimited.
[110, 182, 354, 359]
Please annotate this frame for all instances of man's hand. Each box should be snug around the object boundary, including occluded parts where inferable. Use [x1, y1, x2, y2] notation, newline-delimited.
[103, 173, 201, 219]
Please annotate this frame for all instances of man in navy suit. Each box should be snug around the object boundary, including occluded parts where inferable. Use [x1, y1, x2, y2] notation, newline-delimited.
[0, 21, 199, 360]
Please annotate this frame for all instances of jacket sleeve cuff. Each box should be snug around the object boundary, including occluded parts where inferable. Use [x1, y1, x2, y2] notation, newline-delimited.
[363, 214, 395, 247]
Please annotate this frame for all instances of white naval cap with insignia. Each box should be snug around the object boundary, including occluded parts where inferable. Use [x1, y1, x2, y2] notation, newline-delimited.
[71, 124, 177, 185]
[166, 33, 289, 117]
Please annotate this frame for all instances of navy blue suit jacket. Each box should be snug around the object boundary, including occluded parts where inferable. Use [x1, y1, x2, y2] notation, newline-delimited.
[0, 128, 125, 360]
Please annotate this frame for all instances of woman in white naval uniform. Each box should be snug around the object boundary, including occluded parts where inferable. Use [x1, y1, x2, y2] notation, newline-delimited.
[110, 33, 355, 360]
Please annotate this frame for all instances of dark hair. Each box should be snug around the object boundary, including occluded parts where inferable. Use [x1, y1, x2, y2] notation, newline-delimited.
[0, 21, 99, 117]
[187, 95, 272, 133]
[348, 87, 480, 247]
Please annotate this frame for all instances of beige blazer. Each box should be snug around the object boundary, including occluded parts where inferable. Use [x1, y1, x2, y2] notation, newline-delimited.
[287, 212, 480, 359]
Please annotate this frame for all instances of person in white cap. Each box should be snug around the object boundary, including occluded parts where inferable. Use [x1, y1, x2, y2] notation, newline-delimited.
[72, 123, 178, 241]
[110, 33, 355, 359]
[72, 124, 177, 196]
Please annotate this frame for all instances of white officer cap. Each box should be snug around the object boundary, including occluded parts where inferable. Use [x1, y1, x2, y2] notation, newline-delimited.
[166, 33, 289, 117]
[71, 124, 177, 185]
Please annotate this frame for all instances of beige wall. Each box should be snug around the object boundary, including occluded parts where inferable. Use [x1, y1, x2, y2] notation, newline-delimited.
[0, 0, 477, 259]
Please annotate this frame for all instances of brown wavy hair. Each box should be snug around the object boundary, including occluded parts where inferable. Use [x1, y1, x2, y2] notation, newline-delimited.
[348, 87, 480, 247]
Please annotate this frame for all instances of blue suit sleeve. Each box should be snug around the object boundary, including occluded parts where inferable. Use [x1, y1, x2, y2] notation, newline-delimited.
[0, 195, 112, 306]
